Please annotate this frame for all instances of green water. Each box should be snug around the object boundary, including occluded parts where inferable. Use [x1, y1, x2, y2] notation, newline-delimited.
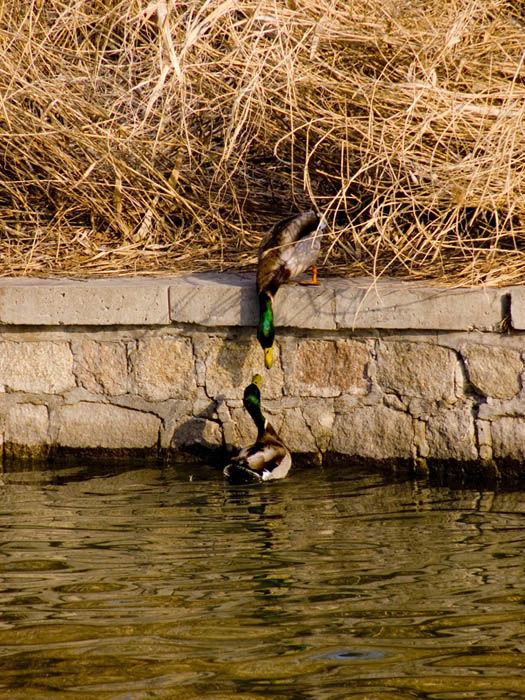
[0, 461, 524, 699]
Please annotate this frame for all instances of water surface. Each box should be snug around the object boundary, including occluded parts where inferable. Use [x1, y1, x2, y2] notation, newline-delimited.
[0, 461, 524, 699]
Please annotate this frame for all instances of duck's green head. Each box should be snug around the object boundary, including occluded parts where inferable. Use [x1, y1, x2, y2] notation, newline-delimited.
[244, 374, 262, 404]
[257, 292, 275, 369]
[243, 374, 263, 425]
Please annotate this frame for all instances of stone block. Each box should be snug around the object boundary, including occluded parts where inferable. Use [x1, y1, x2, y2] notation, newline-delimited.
[476, 420, 493, 461]
[462, 344, 521, 399]
[336, 278, 507, 330]
[0, 341, 75, 394]
[57, 402, 161, 448]
[408, 397, 451, 418]
[277, 407, 318, 454]
[159, 400, 193, 448]
[3, 403, 49, 446]
[221, 420, 238, 452]
[414, 419, 430, 458]
[330, 406, 413, 460]
[289, 339, 369, 398]
[425, 409, 478, 461]
[383, 393, 406, 412]
[479, 445, 493, 462]
[204, 336, 284, 400]
[302, 399, 335, 452]
[131, 337, 196, 401]
[0, 277, 170, 325]
[491, 417, 525, 462]
[377, 341, 456, 401]
[476, 419, 492, 447]
[74, 340, 128, 395]
[334, 392, 382, 413]
[192, 393, 221, 420]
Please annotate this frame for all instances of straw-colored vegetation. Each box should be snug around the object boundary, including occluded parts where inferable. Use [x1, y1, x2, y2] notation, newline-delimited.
[1, 0, 524, 283]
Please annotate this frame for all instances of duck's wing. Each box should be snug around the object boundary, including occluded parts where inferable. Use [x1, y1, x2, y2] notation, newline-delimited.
[261, 450, 292, 480]
[240, 439, 287, 470]
[256, 251, 290, 295]
[267, 211, 319, 247]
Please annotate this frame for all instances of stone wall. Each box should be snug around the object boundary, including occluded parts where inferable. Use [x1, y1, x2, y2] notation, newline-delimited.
[0, 274, 524, 476]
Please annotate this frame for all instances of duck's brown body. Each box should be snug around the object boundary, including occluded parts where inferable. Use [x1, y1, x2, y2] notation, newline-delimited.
[256, 210, 322, 296]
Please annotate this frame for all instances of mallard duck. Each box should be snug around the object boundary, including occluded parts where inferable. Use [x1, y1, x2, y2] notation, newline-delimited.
[223, 374, 292, 484]
[257, 210, 325, 369]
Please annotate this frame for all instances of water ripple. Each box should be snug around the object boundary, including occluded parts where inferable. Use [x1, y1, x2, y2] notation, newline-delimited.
[0, 463, 524, 699]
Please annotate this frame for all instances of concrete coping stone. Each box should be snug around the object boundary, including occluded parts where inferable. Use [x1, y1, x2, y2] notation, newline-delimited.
[0, 274, 518, 331]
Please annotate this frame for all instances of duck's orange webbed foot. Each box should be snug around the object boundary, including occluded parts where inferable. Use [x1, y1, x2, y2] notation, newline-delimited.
[298, 265, 320, 286]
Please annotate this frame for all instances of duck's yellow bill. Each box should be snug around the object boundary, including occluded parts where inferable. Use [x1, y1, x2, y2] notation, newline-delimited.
[264, 347, 273, 369]
[251, 373, 262, 387]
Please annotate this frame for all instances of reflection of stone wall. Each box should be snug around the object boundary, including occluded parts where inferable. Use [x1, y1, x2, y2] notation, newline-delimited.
[0, 275, 524, 473]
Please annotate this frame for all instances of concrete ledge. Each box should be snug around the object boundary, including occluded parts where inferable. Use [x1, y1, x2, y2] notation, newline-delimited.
[168, 274, 512, 331]
[0, 277, 170, 325]
[0, 274, 515, 330]
[333, 279, 510, 331]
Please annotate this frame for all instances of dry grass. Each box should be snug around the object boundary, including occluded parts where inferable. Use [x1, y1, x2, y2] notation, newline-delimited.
[0, 0, 524, 283]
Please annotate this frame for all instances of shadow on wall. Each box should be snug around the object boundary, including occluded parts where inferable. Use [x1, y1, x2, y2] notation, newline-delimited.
[170, 272, 259, 326]
[169, 398, 229, 466]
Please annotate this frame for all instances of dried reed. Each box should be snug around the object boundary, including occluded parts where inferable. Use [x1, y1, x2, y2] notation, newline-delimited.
[0, 0, 524, 283]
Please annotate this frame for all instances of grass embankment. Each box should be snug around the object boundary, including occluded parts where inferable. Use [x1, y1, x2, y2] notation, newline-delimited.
[1, 1, 524, 283]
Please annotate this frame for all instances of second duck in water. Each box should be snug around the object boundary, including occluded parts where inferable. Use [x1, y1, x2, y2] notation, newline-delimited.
[257, 210, 325, 369]
[223, 374, 292, 484]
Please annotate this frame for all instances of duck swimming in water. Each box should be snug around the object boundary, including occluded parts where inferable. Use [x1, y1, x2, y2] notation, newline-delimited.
[257, 210, 324, 369]
[223, 374, 292, 484]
